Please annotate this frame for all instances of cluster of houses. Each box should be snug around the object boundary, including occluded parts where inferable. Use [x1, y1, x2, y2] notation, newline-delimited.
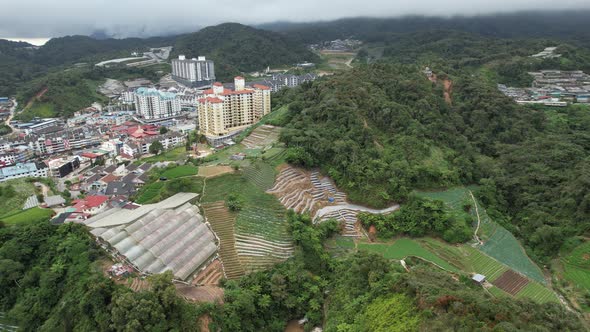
[499, 70, 590, 106]
[51, 162, 152, 223]
[0, 113, 186, 182]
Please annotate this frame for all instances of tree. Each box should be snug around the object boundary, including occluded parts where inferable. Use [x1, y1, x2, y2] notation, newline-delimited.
[226, 193, 243, 212]
[149, 141, 164, 155]
[159, 126, 168, 134]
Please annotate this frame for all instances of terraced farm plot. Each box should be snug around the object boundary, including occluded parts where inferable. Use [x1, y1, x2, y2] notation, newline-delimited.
[420, 239, 507, 281]
[241, 125, 281, 149]
[234, 183, 294, 271]
[192, 259, 224, 286]
[243, 161, 276, 191]
[515, 282, 559, 303]
[492, 270, 529, 295]
[202, 173, 294, 273]
[418, 187, 545, 284]
[419, 238, 558, 303]
[480, 226, 545, 283]
[516, 281, 559, 303]
[358, 238, 459, 272]
[202, 201, 244, 279]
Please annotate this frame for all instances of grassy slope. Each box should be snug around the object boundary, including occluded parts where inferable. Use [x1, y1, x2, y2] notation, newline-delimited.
[0, 179, 37, 218]
[562, 241, 590, 291]
[1, 207, 54, 225]
[358, 238, 459, 272]
[160, 165, 199, 179]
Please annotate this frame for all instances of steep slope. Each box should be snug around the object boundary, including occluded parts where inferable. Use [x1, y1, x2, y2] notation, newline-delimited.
[174, 23, 318, 80]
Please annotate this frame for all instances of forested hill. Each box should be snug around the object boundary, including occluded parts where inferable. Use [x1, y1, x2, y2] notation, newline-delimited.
[36, 35, 177, 66]
[276, 63, 590, 261]
[261, 10, 590, 45]
[174, 23, 319, 80]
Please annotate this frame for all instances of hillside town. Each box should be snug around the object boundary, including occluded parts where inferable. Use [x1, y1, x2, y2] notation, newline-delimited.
[498, 69, 590, 106]
[0, 54, 318, 185]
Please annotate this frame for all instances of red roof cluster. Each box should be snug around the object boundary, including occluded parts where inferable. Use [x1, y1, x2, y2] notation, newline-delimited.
[81, 152, 100, 159]
[72, 195, 109, 212]
[199, 97, 224, 104]
[252, 84, 271, 91]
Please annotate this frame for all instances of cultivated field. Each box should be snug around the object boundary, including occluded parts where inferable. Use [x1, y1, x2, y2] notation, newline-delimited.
[160, 165, 199, 179]
[562, 241, 590, 291]
[135, 182, 165, 204]
[420, 238, 557, 303]
[242, 161, 276, 191]
[492, 270, 529, 295]
[0, 207, 54, 225]
[192, 259, 224, 286]
[198, 165, 234, 178]
[417, 187, 545, 284]
[202, 201, 244, 279]
[358, 238, 459, 272]
[241, 125, 281, 149]
[202, 171, 295, 273]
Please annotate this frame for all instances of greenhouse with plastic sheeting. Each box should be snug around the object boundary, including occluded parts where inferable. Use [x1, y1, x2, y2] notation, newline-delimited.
[88, 195, 218, 281]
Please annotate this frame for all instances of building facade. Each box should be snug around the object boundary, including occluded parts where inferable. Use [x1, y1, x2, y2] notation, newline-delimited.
[171, 55, 215, 88]
[197, 78, 271, 140]
[133, 88, 181, 120]
[0, 162, 49, 182]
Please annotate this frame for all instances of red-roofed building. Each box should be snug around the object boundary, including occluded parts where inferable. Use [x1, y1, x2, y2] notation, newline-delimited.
[198, 76, 271, 139]
[71, 195, 109, 215]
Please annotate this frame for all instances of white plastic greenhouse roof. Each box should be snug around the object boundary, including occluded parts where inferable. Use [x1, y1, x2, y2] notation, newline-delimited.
[91, 201, 217, 280]
[85, 192, 199, 228]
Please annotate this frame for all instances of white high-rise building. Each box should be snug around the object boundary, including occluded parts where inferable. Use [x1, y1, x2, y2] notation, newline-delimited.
[171, 55, 215, 88]
[133, 88, 181, 120]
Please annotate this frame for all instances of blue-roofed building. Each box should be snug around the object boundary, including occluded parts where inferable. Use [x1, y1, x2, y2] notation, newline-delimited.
[0, 162, 49, 182]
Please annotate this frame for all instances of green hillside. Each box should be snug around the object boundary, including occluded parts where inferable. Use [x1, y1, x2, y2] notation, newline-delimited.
[174, 23, 319, 80]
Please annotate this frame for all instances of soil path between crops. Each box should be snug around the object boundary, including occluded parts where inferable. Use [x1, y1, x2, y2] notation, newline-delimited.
[469, 190, 484, 246]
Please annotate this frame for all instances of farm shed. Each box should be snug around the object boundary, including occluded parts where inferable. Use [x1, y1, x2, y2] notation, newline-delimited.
[472, 274, 486, 284]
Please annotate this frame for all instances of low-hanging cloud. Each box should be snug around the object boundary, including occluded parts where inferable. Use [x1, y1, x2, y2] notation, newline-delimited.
[1, 0, 589, 39]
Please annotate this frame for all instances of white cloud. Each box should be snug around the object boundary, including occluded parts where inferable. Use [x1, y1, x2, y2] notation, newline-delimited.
[0, 0, 589, 38]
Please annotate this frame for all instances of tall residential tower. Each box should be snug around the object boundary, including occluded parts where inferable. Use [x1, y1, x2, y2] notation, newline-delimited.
[171, 55, 215, 88]
[197, 77, 271, 144]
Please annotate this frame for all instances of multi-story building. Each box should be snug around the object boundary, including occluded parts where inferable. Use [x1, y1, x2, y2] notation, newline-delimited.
[254, 73, 317, 92]
[171, 55, 215, 88]
[198, 77, 271, 144]
[0, 162, 49, 182]
[133, 88, 181, 120]
[46, 156, 81, 178]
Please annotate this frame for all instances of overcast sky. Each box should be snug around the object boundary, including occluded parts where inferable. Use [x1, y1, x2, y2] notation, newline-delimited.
[1, 0, 590, 41]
